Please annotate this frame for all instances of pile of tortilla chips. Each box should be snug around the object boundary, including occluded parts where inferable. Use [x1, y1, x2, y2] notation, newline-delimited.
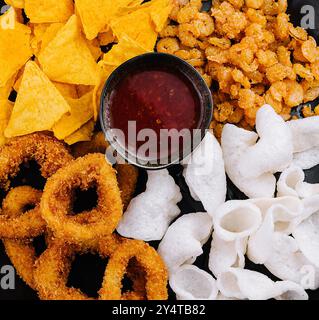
[0, 0, 172, 145]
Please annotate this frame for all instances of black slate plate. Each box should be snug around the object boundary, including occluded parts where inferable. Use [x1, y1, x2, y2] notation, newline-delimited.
[0, 0, 319, 301]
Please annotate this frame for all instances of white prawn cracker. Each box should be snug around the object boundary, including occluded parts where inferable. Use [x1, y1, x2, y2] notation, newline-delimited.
[116, 169, 182, 241]
[209, 232, 246, 277]
[158, 212, 213, 273]
[221, 105, 293, 198]
[288, 116, 319, 153]
[183, 131, 227, 216]
[169, 265, 218, 300]
[288, 116, 319, 170]
[293, 147, 319, 170]
[217, 268, 308, 300]
[238, 105, 293, 179]
[293, 208, 319, 269]
[213, 200, 262, 241]
[264, 233, 319, 289]
[278, 165, 319, 198]
[248, 197, 303, 264]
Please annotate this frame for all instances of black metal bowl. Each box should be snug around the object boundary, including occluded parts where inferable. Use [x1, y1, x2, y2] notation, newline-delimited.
[100, 52, 213, 170]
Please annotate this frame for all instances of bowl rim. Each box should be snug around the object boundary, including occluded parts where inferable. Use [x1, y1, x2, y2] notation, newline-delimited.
[99, 52, 213, 170]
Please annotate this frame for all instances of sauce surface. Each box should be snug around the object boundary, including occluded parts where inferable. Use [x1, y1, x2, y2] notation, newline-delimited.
[109, 68, 202, 160]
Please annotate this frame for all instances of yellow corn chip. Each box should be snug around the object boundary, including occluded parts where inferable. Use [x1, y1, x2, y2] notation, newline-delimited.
[147, 0, 173, 32]
[98, 29, 116, 46]
[0, 10, 32, 87]
[53, 91, 94, 140]
[38, 15, 100, 86]
[86, 38, 103, 61]
[64, 119, 94, 145]
[0, 99, 13, 146]
[40, 23, 64, 52]
[5, 0, 24, 8]
[24, 0, 74, 23]
[92, 63, 117, 121]
[54, 82, 78, 99]
[5, 61, 71, 138]
[0, 72, 16, 100]
[102, 34, 149, 66]
[74, 0, 111, 40]
[77, 85, 94, 97]
[110, 8, 157, 51]
[13, 67, 24, 92]
[75, 0, 144, 40]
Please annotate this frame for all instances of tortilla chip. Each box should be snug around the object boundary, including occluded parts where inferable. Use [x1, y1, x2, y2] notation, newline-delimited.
[13, 67, 24, 92]
[0, 73, 16, 100]
[0, 99, 13, 146]
[5, 61, 70, 137]
[29, 23, 49, 54]
[102, 34, 149, 66]
[24, 0, 74, 23]
[93, 63, 117, 121]
[77, 85, 93, 97]
[5, 0, 24, 9]
[53, 91, 94, 140]
[38, 15, 100, 85]
[86, 38, 103, 61]
[147, 0, 173, 32]
[74, 0, 111, 40]
[64, 119, 94, 145]
[40, 23, 64, 51]
[0, 10, 32, 87]
[98, 29, 116, 46]
[110, 8, 158, 51]
[54, 82, 78, 99]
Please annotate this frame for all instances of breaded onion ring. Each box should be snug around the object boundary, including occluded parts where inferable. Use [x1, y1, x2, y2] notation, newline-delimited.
[72, 132, 138, 210]
[0, 133, 73, 190]
[33, 236, 147, 300]
[1, 187, 48, 289]
[41, 154, 123, 244]
[99, 240, 168, 300]
[0, 186, 45, 239]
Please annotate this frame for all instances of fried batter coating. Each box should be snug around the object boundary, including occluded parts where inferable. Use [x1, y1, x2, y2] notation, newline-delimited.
[99, 239, 168, 300]
[72, 132, 138, 210]
[0, 133, 73, 190]
[159, 0, 319, 135]
[0, 186, 45, 239]
[41, 154, 123, 244]
[34, 236, 151, 300]
[1, 187, 47, 289]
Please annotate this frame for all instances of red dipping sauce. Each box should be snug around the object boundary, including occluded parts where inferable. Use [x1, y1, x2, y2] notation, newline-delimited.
[109, 68, 202, 161]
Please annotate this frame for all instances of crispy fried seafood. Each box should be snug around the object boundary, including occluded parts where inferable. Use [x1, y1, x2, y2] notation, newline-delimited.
[40, 154, 123, 244]
[72, 132, 139, 210]
[34, 236, 167, 300]
[1, 187, 47, 289]
[0, 133, 74, 190]
[100, 239, 168, 300]
[158, 0, 319, 138]
[0, 186, 44, 239]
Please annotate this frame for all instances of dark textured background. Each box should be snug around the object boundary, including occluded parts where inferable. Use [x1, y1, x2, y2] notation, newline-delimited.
[0, 0, 319, 300]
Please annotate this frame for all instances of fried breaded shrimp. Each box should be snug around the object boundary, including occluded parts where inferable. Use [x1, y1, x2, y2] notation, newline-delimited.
[0, 186, 45, 239]
[99, 239, 168, 300]
[41, 154, 123, 244]
[0, 133, 73, 190]
[33, 236, 149, 300]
